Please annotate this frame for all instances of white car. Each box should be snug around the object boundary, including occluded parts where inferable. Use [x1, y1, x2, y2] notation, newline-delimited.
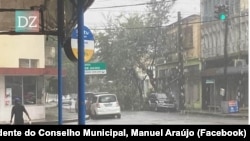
[90, 93, 121, 119]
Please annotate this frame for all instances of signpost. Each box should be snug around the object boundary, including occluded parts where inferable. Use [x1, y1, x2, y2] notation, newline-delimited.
[85, 62, 106, 75]
[71, 25, 94, 62]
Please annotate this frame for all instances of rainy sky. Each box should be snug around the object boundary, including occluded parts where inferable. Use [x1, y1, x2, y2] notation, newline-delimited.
[84, 0, 200, 28]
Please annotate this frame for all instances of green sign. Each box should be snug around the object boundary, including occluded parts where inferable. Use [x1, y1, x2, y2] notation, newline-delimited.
[85, 62, 106, 75]
[206, 79, 215, 84]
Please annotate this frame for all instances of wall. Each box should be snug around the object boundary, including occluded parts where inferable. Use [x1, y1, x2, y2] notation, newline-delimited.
[0, 35, 45, 68]
[0, 75, 45, 122]
[0, 105, 45, 123]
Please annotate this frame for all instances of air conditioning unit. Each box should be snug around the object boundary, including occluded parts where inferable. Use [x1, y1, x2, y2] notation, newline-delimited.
[234, 59, 246, 67]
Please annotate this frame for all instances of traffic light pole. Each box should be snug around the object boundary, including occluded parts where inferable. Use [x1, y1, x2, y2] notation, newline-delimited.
[223, 19, 229, 101]
[214, 4, 229, 100]
[177, 11, 185, 111]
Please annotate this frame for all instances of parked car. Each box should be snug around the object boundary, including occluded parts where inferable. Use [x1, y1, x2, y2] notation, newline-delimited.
[75, 92, 109, 115]
[148, 93, 176, 112]
[89, 93, 121, 119]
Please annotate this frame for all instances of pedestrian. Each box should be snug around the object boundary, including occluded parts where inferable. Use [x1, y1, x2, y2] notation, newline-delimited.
[10, 98, 31, 125]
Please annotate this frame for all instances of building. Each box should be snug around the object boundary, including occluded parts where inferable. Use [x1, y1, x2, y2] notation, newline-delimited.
[0, 35, 60, 122]
[0, 0, 94, 122]
[155, 14, 202, 110]
[200, 0, 248, 111]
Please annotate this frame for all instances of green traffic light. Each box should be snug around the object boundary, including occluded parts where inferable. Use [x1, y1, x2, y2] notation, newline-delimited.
[219, 13, 226, 20]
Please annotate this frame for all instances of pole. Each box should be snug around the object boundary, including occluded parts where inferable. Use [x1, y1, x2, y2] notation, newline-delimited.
[223, 19, 229, 101]
[177, 11, 184, 111]
[57, 0, 64, 125]
[77, 0, 86, 125]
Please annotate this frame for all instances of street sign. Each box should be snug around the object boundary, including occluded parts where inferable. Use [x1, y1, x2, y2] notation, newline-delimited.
[71, 26, 94, 62]
[85, 62, 106, 75]
[15, 11, 40, 32]
[205, 79, 215, 84]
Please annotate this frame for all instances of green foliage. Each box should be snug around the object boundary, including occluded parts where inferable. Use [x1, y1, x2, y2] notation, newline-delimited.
[61, 0, 175, 111]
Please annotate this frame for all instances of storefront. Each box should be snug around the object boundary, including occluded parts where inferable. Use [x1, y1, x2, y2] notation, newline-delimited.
[0, 68, 59, 122]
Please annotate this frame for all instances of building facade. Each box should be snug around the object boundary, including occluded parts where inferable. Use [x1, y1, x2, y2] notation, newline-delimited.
[156, 15, 202, 110]
[200, 0, 248, 110]
[0, 35, 60, 122]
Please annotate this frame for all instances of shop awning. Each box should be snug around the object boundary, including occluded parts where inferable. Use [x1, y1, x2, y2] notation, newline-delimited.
[0, 68, 66, 76]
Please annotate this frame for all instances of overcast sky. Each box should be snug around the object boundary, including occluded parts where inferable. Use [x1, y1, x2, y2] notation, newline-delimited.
[84, 0, 200, 28]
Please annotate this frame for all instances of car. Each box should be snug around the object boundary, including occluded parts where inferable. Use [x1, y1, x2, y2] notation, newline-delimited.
[148, 93, 176, 112]
[89, 93, 121, 119]
[75, 92, 109, 115]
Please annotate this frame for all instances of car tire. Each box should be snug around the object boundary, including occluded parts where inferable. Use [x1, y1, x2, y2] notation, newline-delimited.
[154, 106, 158, 112]
[116, 114, 121, 119]
[148, 101, 153, 111]
[91, 111, 97, 120]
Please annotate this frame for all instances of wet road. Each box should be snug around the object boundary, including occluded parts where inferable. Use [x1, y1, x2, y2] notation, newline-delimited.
[64, 111, 248, 125]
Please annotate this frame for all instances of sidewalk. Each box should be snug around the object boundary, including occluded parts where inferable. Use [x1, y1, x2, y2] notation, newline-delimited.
[32, 103, 79, 124]
[183, 109, 248, 119]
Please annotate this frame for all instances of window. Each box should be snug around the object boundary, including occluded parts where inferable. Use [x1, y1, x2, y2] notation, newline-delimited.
[98, 95, 116, 103]
[5, 76, 39, 105]
[23, 77, 37, 104]
[19, 59, 38, 68]
[19, 59, 29, 68]
[5, 76, 22, 105]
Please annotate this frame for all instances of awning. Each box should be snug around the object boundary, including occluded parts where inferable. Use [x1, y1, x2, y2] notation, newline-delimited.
[0, 68, 66, 76]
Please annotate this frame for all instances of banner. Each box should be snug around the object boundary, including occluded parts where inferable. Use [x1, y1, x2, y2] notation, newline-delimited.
[0, 125, 249, 139]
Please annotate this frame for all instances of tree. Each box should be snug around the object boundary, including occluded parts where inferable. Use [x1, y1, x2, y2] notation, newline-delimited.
[93, 0, 175, 110]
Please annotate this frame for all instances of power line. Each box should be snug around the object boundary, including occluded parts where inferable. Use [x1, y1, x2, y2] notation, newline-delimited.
[88, 14, 248, 31]
[89, 0, 174, 10]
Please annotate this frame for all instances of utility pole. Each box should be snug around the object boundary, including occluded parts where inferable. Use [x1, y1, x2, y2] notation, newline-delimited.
[214, 4, 229, 100]
[223, 18, 229, 101]
[177, 11, 184, 111]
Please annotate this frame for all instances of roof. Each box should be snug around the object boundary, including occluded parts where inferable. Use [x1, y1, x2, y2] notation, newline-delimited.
[0, 67, 66, 76]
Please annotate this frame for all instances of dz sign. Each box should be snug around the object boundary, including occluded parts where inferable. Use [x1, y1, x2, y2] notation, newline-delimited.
[15, 11, 40, 32]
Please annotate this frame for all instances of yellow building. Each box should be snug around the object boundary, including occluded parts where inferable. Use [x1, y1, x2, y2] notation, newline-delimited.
[0, 0, 94, 123]
[156, 14, 202, 110]
[0, 35, 60, 122]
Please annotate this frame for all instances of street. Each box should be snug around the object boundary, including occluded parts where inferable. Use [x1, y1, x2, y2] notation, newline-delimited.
[64, 111, 248, 125]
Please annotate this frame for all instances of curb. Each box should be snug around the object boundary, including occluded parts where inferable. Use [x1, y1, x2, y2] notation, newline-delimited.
[183, 111, 248, 119]
[31, 119, 79, 125]
[31, 115, 90, 124]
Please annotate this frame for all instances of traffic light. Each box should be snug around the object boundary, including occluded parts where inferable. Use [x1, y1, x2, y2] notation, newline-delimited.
[214, 4, 229, 21]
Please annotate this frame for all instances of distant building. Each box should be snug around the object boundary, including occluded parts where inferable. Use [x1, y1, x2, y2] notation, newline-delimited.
[200, 0, 248, 110]
[155, 14, 202, 110]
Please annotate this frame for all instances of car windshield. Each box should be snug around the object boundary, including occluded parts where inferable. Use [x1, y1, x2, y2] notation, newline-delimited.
[98, 95, 117, 103]
[156, 94, 167, 99]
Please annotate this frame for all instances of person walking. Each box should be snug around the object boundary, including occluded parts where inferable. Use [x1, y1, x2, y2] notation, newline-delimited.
[10, 98, 31, 125]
